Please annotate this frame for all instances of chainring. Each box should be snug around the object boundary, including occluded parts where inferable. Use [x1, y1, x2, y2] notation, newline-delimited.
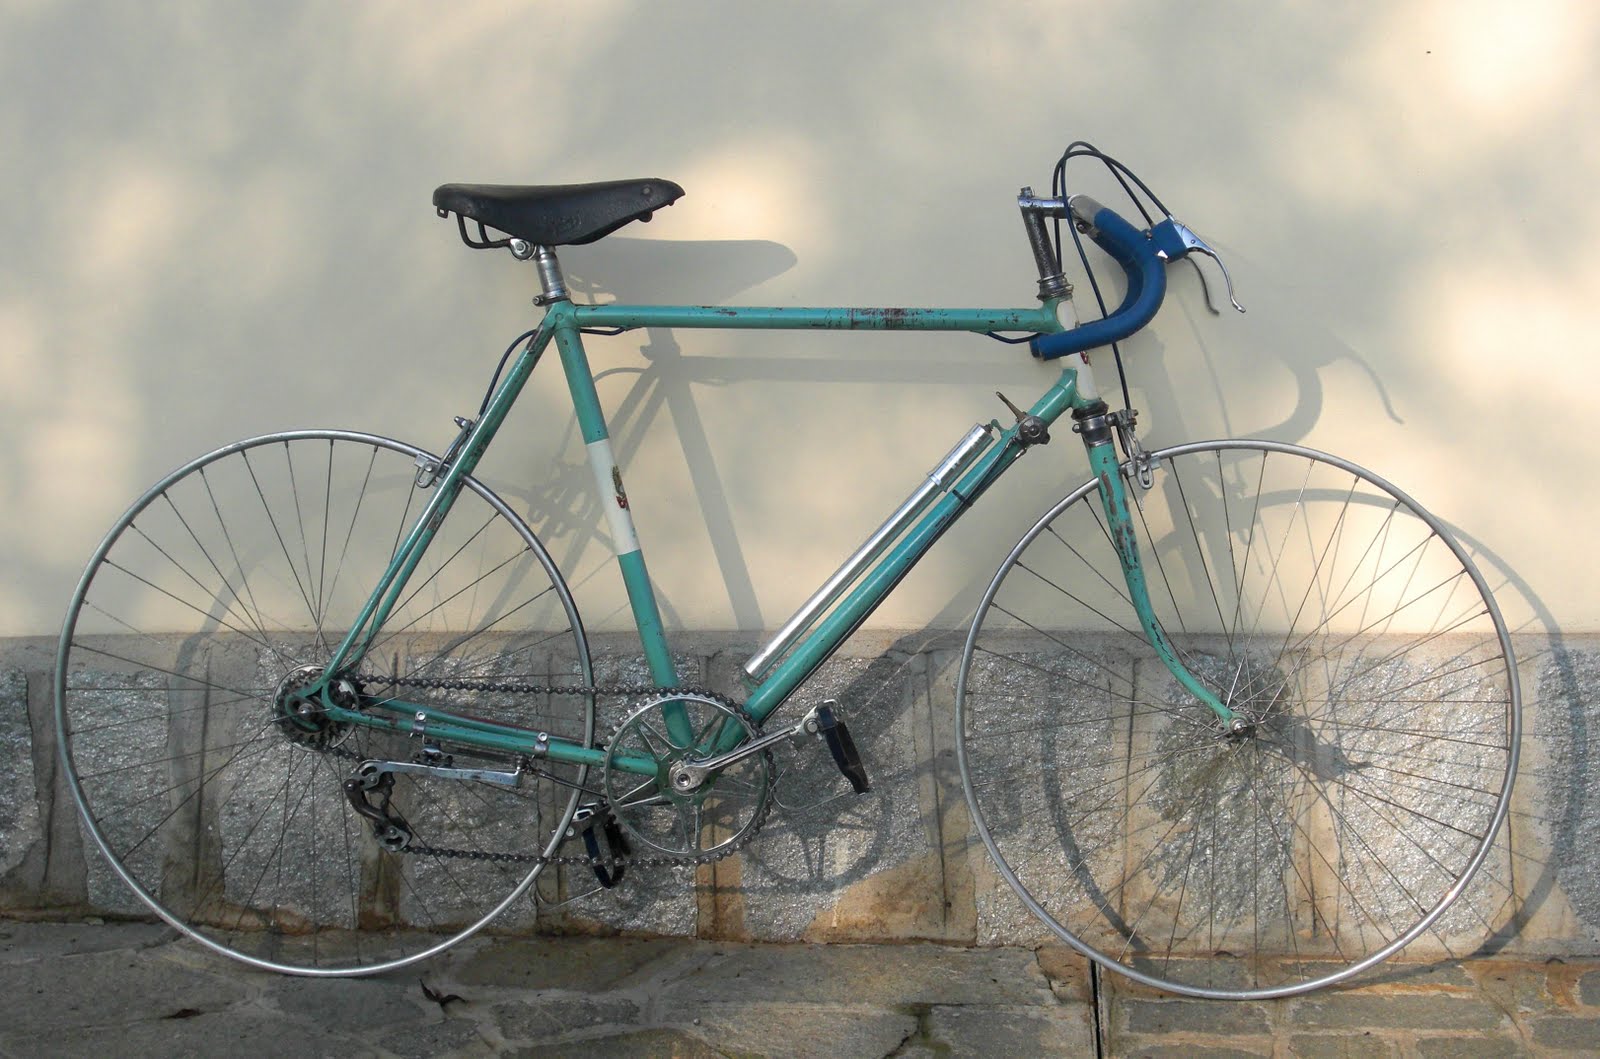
[602, 691, 774, 862]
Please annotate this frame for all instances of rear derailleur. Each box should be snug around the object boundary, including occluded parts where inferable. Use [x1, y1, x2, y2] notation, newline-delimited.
[342, 765, 412, 852]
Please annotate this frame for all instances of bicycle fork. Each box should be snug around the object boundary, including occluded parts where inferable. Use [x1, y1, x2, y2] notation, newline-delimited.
[1072, 402, 1241, 731]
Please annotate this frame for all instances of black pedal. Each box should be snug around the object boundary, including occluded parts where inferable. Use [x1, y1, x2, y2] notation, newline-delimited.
[815, 703, 871, 794]
[577, 808, 630, 889]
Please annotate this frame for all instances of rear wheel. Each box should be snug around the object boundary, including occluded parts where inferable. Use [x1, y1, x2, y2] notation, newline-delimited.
[56, 430, 595, 975]
[956, 440, 1520, 998]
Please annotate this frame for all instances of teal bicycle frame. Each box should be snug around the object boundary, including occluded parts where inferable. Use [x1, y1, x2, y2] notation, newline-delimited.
[304, 288, 1234, 781]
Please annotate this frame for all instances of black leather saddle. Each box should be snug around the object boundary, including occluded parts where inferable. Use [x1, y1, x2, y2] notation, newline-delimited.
[433, 178, 685, 247]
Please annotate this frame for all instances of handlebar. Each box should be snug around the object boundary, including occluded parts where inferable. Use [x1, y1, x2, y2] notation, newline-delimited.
[1028, 195, 1241, 361]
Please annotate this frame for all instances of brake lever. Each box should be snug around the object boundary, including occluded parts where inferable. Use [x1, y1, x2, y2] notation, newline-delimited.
[1163, 219, 1245, 315]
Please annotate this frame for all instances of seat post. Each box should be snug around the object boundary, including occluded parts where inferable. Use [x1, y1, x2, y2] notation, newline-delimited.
[532, 245, 570, 305]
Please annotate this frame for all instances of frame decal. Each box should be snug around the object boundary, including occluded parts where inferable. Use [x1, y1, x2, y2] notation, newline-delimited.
[586, 438, 641, 555]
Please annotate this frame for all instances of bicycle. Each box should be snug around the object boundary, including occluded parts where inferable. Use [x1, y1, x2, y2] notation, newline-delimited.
[53, 142, 1520, 1000]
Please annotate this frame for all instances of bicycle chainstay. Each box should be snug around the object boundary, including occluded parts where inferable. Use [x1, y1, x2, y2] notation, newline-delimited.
[338, 672, 765, 870]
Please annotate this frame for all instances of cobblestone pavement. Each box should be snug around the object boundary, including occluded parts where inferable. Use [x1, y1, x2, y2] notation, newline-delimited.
[0, 920, 1596, 1057]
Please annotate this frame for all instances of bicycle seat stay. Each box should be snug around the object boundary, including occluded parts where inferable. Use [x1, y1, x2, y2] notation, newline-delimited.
[433, 178, 685, 248]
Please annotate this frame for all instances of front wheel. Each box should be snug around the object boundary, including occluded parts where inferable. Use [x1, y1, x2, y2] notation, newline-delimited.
[956, 440, 1519, 999]
[55, 430, 595, 976]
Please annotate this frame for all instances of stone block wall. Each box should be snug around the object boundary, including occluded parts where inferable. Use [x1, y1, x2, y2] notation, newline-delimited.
[3, 630, 1596, 960]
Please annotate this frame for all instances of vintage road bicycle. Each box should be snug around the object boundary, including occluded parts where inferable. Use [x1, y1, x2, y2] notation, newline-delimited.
[54, 143, 1521, 999]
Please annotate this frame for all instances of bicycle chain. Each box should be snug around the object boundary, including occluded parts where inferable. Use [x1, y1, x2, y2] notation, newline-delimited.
[333, 672, 767, 871]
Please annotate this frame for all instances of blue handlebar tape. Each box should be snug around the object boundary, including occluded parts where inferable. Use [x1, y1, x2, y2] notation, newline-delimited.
[1030, 207, 1169, 360]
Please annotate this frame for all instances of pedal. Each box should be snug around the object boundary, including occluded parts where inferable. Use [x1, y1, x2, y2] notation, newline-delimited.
[572, 805, 629, 889]
[814, 701, 871, 794]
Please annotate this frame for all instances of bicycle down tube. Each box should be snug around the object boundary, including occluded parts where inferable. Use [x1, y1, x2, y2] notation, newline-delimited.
[303, 288, 1231, 768]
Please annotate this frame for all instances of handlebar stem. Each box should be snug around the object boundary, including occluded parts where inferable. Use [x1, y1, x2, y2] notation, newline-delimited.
[1017, 189, 1072, 302]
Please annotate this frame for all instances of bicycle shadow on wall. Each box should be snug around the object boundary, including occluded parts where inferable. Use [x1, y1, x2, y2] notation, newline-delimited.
[1411, 523, 1587, 966]
[1143, 261, 1578, 969]
[1124, 250, 1405, 450]
[525, 236, 1418, 655]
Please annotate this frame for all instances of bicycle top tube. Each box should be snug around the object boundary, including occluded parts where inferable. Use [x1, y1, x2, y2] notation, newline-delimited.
[569, 302, 1066, 336]
[434, 177, 1238, 360]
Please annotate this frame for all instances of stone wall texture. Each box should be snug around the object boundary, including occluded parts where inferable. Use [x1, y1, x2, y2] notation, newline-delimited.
[3, 630, 1594, 959]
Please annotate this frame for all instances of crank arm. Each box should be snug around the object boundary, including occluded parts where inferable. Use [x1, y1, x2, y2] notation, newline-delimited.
[356, 757, 523, 788]
[669, 703, 825, 790]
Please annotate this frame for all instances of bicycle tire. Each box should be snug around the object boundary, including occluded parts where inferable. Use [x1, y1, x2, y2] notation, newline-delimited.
[955, 439, 1519, 999]
[55, 430, 595, 976]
